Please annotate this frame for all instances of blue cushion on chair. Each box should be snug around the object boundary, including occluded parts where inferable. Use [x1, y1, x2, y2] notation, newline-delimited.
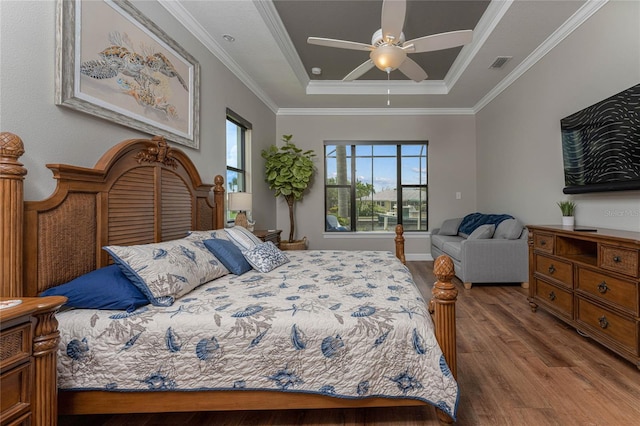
[203, 238, 252, 275]
[39, 265, 149, 312]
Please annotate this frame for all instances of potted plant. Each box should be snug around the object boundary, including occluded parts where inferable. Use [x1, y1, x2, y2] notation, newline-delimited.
[262, 134, 316, 249]
[557, 200, 576, 227]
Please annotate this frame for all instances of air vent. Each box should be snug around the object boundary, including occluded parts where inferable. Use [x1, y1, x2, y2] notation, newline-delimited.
[489, 56, 512, 69]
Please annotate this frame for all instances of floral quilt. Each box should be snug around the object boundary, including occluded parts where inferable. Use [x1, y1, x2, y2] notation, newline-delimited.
[56, 250, 459, 419]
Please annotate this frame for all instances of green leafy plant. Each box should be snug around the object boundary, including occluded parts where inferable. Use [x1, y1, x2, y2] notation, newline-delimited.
[557, 200, 576, 216]
[262, 134, 316, 243]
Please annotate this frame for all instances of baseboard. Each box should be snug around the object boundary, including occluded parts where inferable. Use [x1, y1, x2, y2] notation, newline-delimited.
[406, 253, 433, 262]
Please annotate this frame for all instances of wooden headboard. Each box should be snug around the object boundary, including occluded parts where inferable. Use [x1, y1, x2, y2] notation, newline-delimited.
[0, 133, 224, 297]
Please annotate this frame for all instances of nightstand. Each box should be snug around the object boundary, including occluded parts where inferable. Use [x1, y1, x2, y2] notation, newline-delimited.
[253, 229, 282, 248]
[0, 296, 66, 426]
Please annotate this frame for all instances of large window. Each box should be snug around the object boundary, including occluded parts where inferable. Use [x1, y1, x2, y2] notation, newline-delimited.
[226, 109, 251, 222]
[325, 142, 427, 232]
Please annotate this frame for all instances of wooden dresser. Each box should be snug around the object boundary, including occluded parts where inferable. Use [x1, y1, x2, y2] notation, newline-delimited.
[527, 225, 640, 368]
[0, 297, 66, 426]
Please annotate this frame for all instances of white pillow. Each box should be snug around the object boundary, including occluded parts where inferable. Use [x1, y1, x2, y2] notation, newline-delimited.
[185, 229, 229, 242]
[225, 226, 263, 251]
[104, 238, 229, 306]
[242, 242, 290, 273]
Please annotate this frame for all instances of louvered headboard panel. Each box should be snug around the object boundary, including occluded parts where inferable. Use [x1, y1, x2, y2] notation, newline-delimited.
[23, 136, 225, 296]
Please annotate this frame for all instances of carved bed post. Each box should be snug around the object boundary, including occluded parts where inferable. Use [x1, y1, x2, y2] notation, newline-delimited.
[0, 132, 27, 297]
[212, 175, 225, 230]
[394, 224, 406, 264]
[32, 297, 66, 426]
[430, 255, 458, 425]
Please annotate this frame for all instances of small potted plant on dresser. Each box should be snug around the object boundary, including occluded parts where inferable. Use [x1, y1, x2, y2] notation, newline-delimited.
[557, 200, 576, 227]
[262, 134, 316, 250]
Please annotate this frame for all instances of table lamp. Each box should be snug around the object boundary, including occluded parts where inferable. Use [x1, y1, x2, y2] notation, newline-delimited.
[228, 192, 252, 228]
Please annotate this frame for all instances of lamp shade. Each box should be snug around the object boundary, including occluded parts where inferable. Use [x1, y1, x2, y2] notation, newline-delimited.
[370, 45, 406, 72]
[228, 192, 252, 211]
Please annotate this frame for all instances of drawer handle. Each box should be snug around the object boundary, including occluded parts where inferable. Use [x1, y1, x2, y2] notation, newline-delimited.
[598, 315, 609, 329]
[597, 281, 608, 294]
[548, 264, 555, 274]
[548, 291, 556, 301]
[540, 240, 546, 246]
[612, 255, 621, 263]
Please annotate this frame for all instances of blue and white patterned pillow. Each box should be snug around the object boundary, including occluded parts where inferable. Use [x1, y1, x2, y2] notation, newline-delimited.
[242, 241, 290, 273]
[225, 226, 263, 251]
[104, 238, 229, 306]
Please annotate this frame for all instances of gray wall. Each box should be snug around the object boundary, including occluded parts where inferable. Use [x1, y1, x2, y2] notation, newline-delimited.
[476, 0, 640, 232]
[276, 114, 477, 257]
[0, 0, 277, 228]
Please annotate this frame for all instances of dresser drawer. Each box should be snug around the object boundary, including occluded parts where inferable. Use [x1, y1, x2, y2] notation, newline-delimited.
[576, 297, 638, 355]
[534, 232, 554, 254]
[534, 278, 573, 318]
[535, 254, 573, 288]
[0, 362, 32, 422]
[600, 245, 639, 277]
[0, 323, 31, 372]
[577, 268, 638, 315]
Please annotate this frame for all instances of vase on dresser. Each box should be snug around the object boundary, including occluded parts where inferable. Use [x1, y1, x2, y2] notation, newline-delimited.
[561, 216, 574, 227]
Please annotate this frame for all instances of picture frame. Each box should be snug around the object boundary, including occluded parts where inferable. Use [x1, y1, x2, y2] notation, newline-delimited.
[55, 0, 200, 149]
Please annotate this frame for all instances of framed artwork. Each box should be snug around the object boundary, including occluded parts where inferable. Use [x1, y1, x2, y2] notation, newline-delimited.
[55, 0, 200, 149]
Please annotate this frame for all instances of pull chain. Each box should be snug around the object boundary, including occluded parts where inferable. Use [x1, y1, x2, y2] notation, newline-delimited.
[387, 70, 391, 106]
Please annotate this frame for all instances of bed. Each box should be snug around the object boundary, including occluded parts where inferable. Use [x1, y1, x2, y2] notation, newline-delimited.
[0, 132, 459, 425]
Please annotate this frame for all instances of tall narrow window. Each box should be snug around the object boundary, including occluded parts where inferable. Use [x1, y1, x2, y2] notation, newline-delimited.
[325, 141, 427, 232]
[226, 109, 251, 222]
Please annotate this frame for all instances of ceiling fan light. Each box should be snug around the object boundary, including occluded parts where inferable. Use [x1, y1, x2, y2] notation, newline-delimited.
[370, 45, 406, 72]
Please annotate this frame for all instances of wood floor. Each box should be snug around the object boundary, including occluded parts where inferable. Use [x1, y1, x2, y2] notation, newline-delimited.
[57, 261, 640, 426]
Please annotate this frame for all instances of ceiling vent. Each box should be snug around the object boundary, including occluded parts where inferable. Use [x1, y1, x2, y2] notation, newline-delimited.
[489, 56, 512, 69]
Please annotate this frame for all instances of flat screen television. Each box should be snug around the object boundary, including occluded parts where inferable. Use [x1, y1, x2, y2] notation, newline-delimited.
[561, 83, 640, 194]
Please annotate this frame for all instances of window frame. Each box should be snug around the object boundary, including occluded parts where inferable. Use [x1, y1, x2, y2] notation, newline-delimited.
[324, 140, 428, 233]
[226, 108, 252, 223]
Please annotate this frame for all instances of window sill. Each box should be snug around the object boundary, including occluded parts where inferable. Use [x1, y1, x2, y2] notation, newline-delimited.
[323, 231, 431, 239]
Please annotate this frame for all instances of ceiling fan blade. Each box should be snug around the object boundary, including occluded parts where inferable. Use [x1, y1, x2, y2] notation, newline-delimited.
[404, 30, 473, 53]
[381, 0, 406, 43]
[343, 60, 375, 81]
[307, 37, 373, 52]
[398, 57, 428, 82]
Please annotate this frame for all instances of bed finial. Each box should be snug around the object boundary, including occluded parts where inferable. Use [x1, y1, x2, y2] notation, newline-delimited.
[1, 132, 27, 297]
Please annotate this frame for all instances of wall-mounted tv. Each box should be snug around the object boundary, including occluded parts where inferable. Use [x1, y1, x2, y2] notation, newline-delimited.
[561, 83, 640, 194]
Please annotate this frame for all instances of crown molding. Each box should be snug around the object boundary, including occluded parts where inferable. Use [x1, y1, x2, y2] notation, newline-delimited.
[254, 0, 310, 88]
[473, 0, 609, 113]
[445, 0, 513, 88]
[306, 79, 448, 95]
[277, 108, 475, 116]
[158, 0, 279, 114]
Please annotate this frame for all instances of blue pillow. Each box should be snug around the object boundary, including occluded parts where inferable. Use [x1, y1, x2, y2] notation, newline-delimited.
[39, 265, 149, 312]
[203, 238, 252, 275]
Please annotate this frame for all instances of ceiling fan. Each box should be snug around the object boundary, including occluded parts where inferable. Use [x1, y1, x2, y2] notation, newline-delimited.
[307, 0, 473, 82]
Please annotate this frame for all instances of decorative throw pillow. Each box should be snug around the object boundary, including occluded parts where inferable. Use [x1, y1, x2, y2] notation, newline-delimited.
[242, 241, 290, 273]
[438, 218, 463, 236]
[225, 226, 263, 251]
[39, 265, 149, 312]
[185, 229, 229, 242]
[494, 219, 525, 240]
[104, 238, 229, 306]
[467, 224, 495, 240]
[203, 238, 252, 275]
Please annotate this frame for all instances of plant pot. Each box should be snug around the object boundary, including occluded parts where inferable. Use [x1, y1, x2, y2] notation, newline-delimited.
[280, 237, 307, 251]
[562, 216, 574, 227]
